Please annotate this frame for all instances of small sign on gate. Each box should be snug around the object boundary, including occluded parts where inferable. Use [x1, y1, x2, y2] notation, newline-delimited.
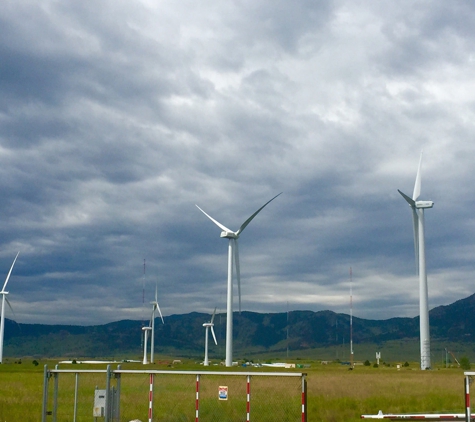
[218, 386, 228, 400]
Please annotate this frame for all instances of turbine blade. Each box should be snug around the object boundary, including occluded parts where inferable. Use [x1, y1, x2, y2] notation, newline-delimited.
[156, 303, 164, 324]
[398, 189, 415, 207]
[211, 307, 217, 324]
[155, 281, 158, 303]
[5, 297, 16, 320]
[211, 326, 218, 345]
[235, 193, 282, 236]
[195, 205, 233, 233]
[412, 209, 420, 275]
[413, 152, 423, 201]
[2, 251, 20, 292]
[234, 239, 241, 314]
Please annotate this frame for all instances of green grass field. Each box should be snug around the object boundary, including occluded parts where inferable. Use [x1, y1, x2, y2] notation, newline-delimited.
[0, 357, 471, 422]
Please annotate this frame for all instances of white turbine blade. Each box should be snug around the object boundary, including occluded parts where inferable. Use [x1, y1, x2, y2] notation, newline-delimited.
[155, 303, 164, 324]
[155, 281, 158, 303]
[413, 152, 423, 201]
[5, 297, 16, 320]
[398, 190, 415, 207]
[210, 307, 217, 324]
[2, 251, 20, 292]
[234, 239, 241, 313]
[195, 205, 233, 233]
[235, 193, 282, 236]
[211, 326, 218, 345]
[412, 209, 420, 275]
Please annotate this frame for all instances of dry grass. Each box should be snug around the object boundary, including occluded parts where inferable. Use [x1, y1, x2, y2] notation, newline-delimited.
[0, 359, 468, 421]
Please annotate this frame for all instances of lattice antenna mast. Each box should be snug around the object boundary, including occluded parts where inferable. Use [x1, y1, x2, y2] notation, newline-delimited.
[350, 267, 354, 368]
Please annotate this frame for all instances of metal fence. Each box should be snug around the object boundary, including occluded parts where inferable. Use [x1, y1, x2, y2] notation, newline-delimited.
[42, 365, 307, 422]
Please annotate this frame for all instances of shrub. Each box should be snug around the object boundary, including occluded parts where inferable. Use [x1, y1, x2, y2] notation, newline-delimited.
[373, 363, 378, 368]
[460, 356, 471, 370]
[364, 360, 371, 366]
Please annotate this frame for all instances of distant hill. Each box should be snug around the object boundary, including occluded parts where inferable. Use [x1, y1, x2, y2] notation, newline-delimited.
[4, 293, 475, 360]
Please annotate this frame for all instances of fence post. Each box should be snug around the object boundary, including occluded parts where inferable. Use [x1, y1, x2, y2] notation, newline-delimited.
[246, 375, 251, 422]
[73, 372, 79, 422]
[302, 374, 307, 422]
[195, 374, 200, 422]
[42, 365, 49, 422]
[105, 365, 111, 422]
[148, 373, 154, 422]
[116, 365, 121, 422]
[53, 365, 59, 422]
[465, 375, 471, 422]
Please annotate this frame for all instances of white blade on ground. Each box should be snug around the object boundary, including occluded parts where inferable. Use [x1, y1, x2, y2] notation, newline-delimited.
[412, 208, 419, 275]
[234, 239, 241, 313]
[235, 193, 282, 236]
[2, 251, 20, 292]
[195, 205, 233, 233]
[211, 326, 218, 345]
[413, 152, 423, 201]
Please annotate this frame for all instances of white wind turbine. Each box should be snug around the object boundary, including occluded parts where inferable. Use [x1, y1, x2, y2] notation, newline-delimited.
[398, 152, 434, 370]
[0, 252, 20, 364]
[196, 193, 281, 367]
[149, 280, 164, 364]
[203, 308, 217, 366]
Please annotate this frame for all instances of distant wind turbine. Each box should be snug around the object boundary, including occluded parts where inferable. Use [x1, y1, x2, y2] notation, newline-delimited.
[196, 193, 281, 367]
[0, 252, 20, 364]
[398, 152, 434, 370]
[149, 280, 164, 364]
[203, 308, 217, 366]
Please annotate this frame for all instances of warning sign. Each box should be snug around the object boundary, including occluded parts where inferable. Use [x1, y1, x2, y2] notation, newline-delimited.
[218, 385, 228, 400]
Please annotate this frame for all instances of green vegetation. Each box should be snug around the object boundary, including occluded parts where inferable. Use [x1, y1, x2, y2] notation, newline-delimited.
[0, 357, 471, 422]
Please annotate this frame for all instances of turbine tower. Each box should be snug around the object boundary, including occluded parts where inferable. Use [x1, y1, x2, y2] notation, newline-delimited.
[398, 152, 433, 370]
[203, 308, 217, 366]
[142, 326, 151, 365]
[196, 193, 281, 367]
[149, 280, 164, 364]
[0, 252, 20, 364]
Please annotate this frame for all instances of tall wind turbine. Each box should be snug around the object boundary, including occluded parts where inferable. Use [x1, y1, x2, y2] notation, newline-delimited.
[398, 152, 434, 370]
[149, 280, 164, 364]
[0, 252, 20, 364]
[196, 193, 281, 367]
[203, 308, 217, 366]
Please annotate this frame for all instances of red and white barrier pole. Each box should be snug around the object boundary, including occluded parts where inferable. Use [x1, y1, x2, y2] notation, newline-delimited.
[148, 373, 154, 422]
[195, 374, 200, 422]
[246, 375, 251, 422]
[465, 375, 471, 422]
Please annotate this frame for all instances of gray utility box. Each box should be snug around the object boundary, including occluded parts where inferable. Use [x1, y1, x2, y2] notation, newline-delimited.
[94, 390, 107, 417]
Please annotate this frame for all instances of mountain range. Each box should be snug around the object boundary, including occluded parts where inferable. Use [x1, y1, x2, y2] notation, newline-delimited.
[3, 293, 475, 361]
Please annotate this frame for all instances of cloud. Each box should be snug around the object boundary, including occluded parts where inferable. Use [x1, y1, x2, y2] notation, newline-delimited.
[0, 0, 474, 328]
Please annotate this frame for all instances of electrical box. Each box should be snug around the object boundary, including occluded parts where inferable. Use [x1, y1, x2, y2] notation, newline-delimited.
[94, 389, 106, 417]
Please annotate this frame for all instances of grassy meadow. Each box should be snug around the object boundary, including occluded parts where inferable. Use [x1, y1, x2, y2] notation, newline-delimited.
[0, 357, 470, 422]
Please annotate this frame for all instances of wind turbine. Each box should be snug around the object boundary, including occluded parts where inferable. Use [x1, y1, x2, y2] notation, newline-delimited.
[196, 193, 281, 367]
[149, 280, 164, 364]
[203, 308, 217, 366]
[0, 252, 20, 364]
[142, 325, 151, 365]
[398, 152, 433, 370]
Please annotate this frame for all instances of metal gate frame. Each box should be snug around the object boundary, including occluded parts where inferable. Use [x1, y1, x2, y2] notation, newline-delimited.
[42, 365, 307, 422]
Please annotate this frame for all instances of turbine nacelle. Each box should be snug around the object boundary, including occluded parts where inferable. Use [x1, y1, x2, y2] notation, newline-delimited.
[415, 201, 434, 209]
[220, 231, 238, 239]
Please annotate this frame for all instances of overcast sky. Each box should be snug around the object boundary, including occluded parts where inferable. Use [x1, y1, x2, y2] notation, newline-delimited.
[1, 0, 475, 326]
